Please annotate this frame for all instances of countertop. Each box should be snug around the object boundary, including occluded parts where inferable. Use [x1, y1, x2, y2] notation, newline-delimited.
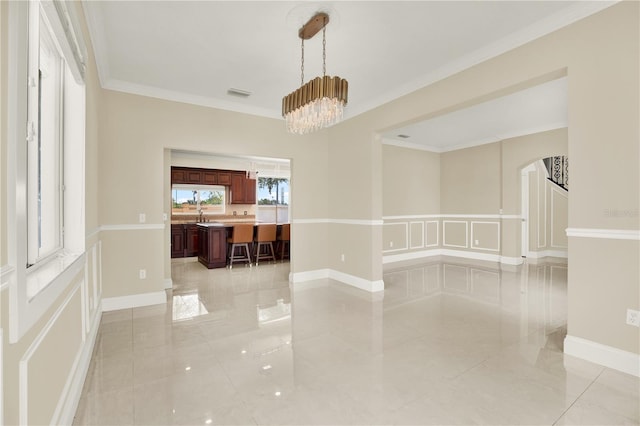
[197, 222, 286, 227]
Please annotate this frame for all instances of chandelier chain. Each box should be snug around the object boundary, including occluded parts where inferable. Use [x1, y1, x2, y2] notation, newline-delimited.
[301, 38, 305, 86]
[322, 24, 326, 76]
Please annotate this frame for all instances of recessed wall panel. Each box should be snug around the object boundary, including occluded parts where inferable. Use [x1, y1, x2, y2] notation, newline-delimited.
[443, 221, 468, 248]
[383, 223, 408, 252]
[471, 221, 500, 251]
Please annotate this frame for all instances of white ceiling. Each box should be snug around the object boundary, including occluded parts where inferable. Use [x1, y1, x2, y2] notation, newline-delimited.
[383, 77, 568, 152]
[83, 1, 612, 148]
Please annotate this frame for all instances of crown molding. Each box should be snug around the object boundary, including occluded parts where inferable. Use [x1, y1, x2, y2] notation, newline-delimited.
[83, 1, 617, 121]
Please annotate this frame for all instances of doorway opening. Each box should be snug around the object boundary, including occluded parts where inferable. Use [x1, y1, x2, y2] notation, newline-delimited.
[521, 156, 568, 260]
[168, 150, 292, 275]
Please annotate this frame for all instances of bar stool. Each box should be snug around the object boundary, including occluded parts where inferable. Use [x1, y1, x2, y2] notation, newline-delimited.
[277, 223, 290, 261]
[253, 224, 277, 265]
[227, 224, 253, 268]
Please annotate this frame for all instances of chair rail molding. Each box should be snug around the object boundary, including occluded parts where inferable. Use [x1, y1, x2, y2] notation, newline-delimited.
[566, 228, 640, 240]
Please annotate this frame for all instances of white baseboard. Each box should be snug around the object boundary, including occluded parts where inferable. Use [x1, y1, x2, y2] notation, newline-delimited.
[102, 291, 167, 311]
[564, 335, 640, 377]
[291, 268, 384, 293]
[500, 256, 525, 265]
[290, 269, 330, 283]
[440, 249, 501, 263]
[328, 270, 385, 293]
[55, 309, 101, 425]
[527, 249, 568, 259]
[382, 249, 441, 264]
[383, 248, 524, 266]
[163, 278, 173, 289]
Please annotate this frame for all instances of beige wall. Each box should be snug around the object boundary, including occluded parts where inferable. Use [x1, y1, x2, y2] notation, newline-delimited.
[570, 238, 639, 354]
[441, 142, 502, 214]
[382, 145, 440, 216]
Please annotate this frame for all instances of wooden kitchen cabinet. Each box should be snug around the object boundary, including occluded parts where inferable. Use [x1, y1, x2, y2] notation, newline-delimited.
[217, 172, 232, 185]
[202, 171, 217, 185]
[171, 224, 186, 258]
[230, 172, 256, 204]
[171, 223, 199, 258]
[171, 167, 202, 184]
[171, 167, 236, 187]
[198, 225, 227, 268]
[245, 178, 256, 204]
[171, 168, 186, 184]
[185, 224, 199, 257]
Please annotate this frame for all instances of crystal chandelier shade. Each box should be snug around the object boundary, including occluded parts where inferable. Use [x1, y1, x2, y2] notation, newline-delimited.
[282, 13, 348, 134]
[282, 76, 348, 134]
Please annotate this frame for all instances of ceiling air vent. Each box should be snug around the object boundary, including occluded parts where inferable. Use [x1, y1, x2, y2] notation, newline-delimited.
[397, 134, 410, 139]
[227, 88, 252, 97]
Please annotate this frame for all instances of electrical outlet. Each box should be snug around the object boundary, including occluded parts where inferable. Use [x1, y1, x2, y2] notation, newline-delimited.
[475, 239, 479, 246]
[389, 241, 394, 248]
[139, 269, 146, 280]
[341, 254, 345, 262]
[139, 213, 146, 223]
[626, 309, 640, 327]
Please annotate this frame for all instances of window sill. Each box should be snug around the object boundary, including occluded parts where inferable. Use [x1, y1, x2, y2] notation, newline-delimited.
[26, 251, 83, 301]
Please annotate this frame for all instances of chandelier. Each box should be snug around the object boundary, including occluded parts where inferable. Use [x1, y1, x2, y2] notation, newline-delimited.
[282, 12, 348, 135]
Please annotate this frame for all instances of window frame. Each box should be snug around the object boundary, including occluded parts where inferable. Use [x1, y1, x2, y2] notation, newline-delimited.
[6, 0, 87, 343]
[26, 3, 65, 267]
[171, 184, 227, 216]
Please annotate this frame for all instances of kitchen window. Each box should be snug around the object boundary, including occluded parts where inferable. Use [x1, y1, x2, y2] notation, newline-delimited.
[172, 185, 226, 215]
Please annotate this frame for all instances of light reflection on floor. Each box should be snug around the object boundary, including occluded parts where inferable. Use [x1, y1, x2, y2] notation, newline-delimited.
[74, 257, 639, 425]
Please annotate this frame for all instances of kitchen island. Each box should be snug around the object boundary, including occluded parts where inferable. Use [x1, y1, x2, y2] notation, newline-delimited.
[195, 222, 288, 269]
[196, 223, 227, 268]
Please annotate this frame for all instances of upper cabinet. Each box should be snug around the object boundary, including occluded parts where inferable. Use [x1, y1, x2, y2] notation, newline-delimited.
[171, 167, 255, 204]
[172, 167, 233, 186]
[202, 171, 217, 185]
[172, 167, 202, 184]
[230, 172, 256, 204]
[217, 172, 232, 186]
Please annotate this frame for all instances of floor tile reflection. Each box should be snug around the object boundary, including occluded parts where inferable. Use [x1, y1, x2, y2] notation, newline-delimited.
[73, 257, 639, 425]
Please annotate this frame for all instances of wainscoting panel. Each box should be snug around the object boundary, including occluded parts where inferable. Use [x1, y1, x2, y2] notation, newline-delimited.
[470, 221, 500, 252]
[425, 221, 439, 247]
[409, 222, 425, 249]
[383, 222, 408, 253]
[443, 221, 468, 248]
[20, 284, 83, 425]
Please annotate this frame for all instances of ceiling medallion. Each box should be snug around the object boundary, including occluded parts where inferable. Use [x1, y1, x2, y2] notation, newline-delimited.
[282, 12, 348, 135]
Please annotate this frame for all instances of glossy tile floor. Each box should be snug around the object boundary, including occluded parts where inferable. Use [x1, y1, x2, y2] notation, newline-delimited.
[74, 257, 640, 425]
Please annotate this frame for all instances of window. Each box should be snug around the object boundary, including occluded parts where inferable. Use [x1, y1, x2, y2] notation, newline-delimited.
[257, 178, 289, 206]
[25, 0, 86, 270]
[6, 0, 88, 341]
[27, 7, 65, 266]
[172, 185, 226, 216]
[257, 177, 290, 223]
